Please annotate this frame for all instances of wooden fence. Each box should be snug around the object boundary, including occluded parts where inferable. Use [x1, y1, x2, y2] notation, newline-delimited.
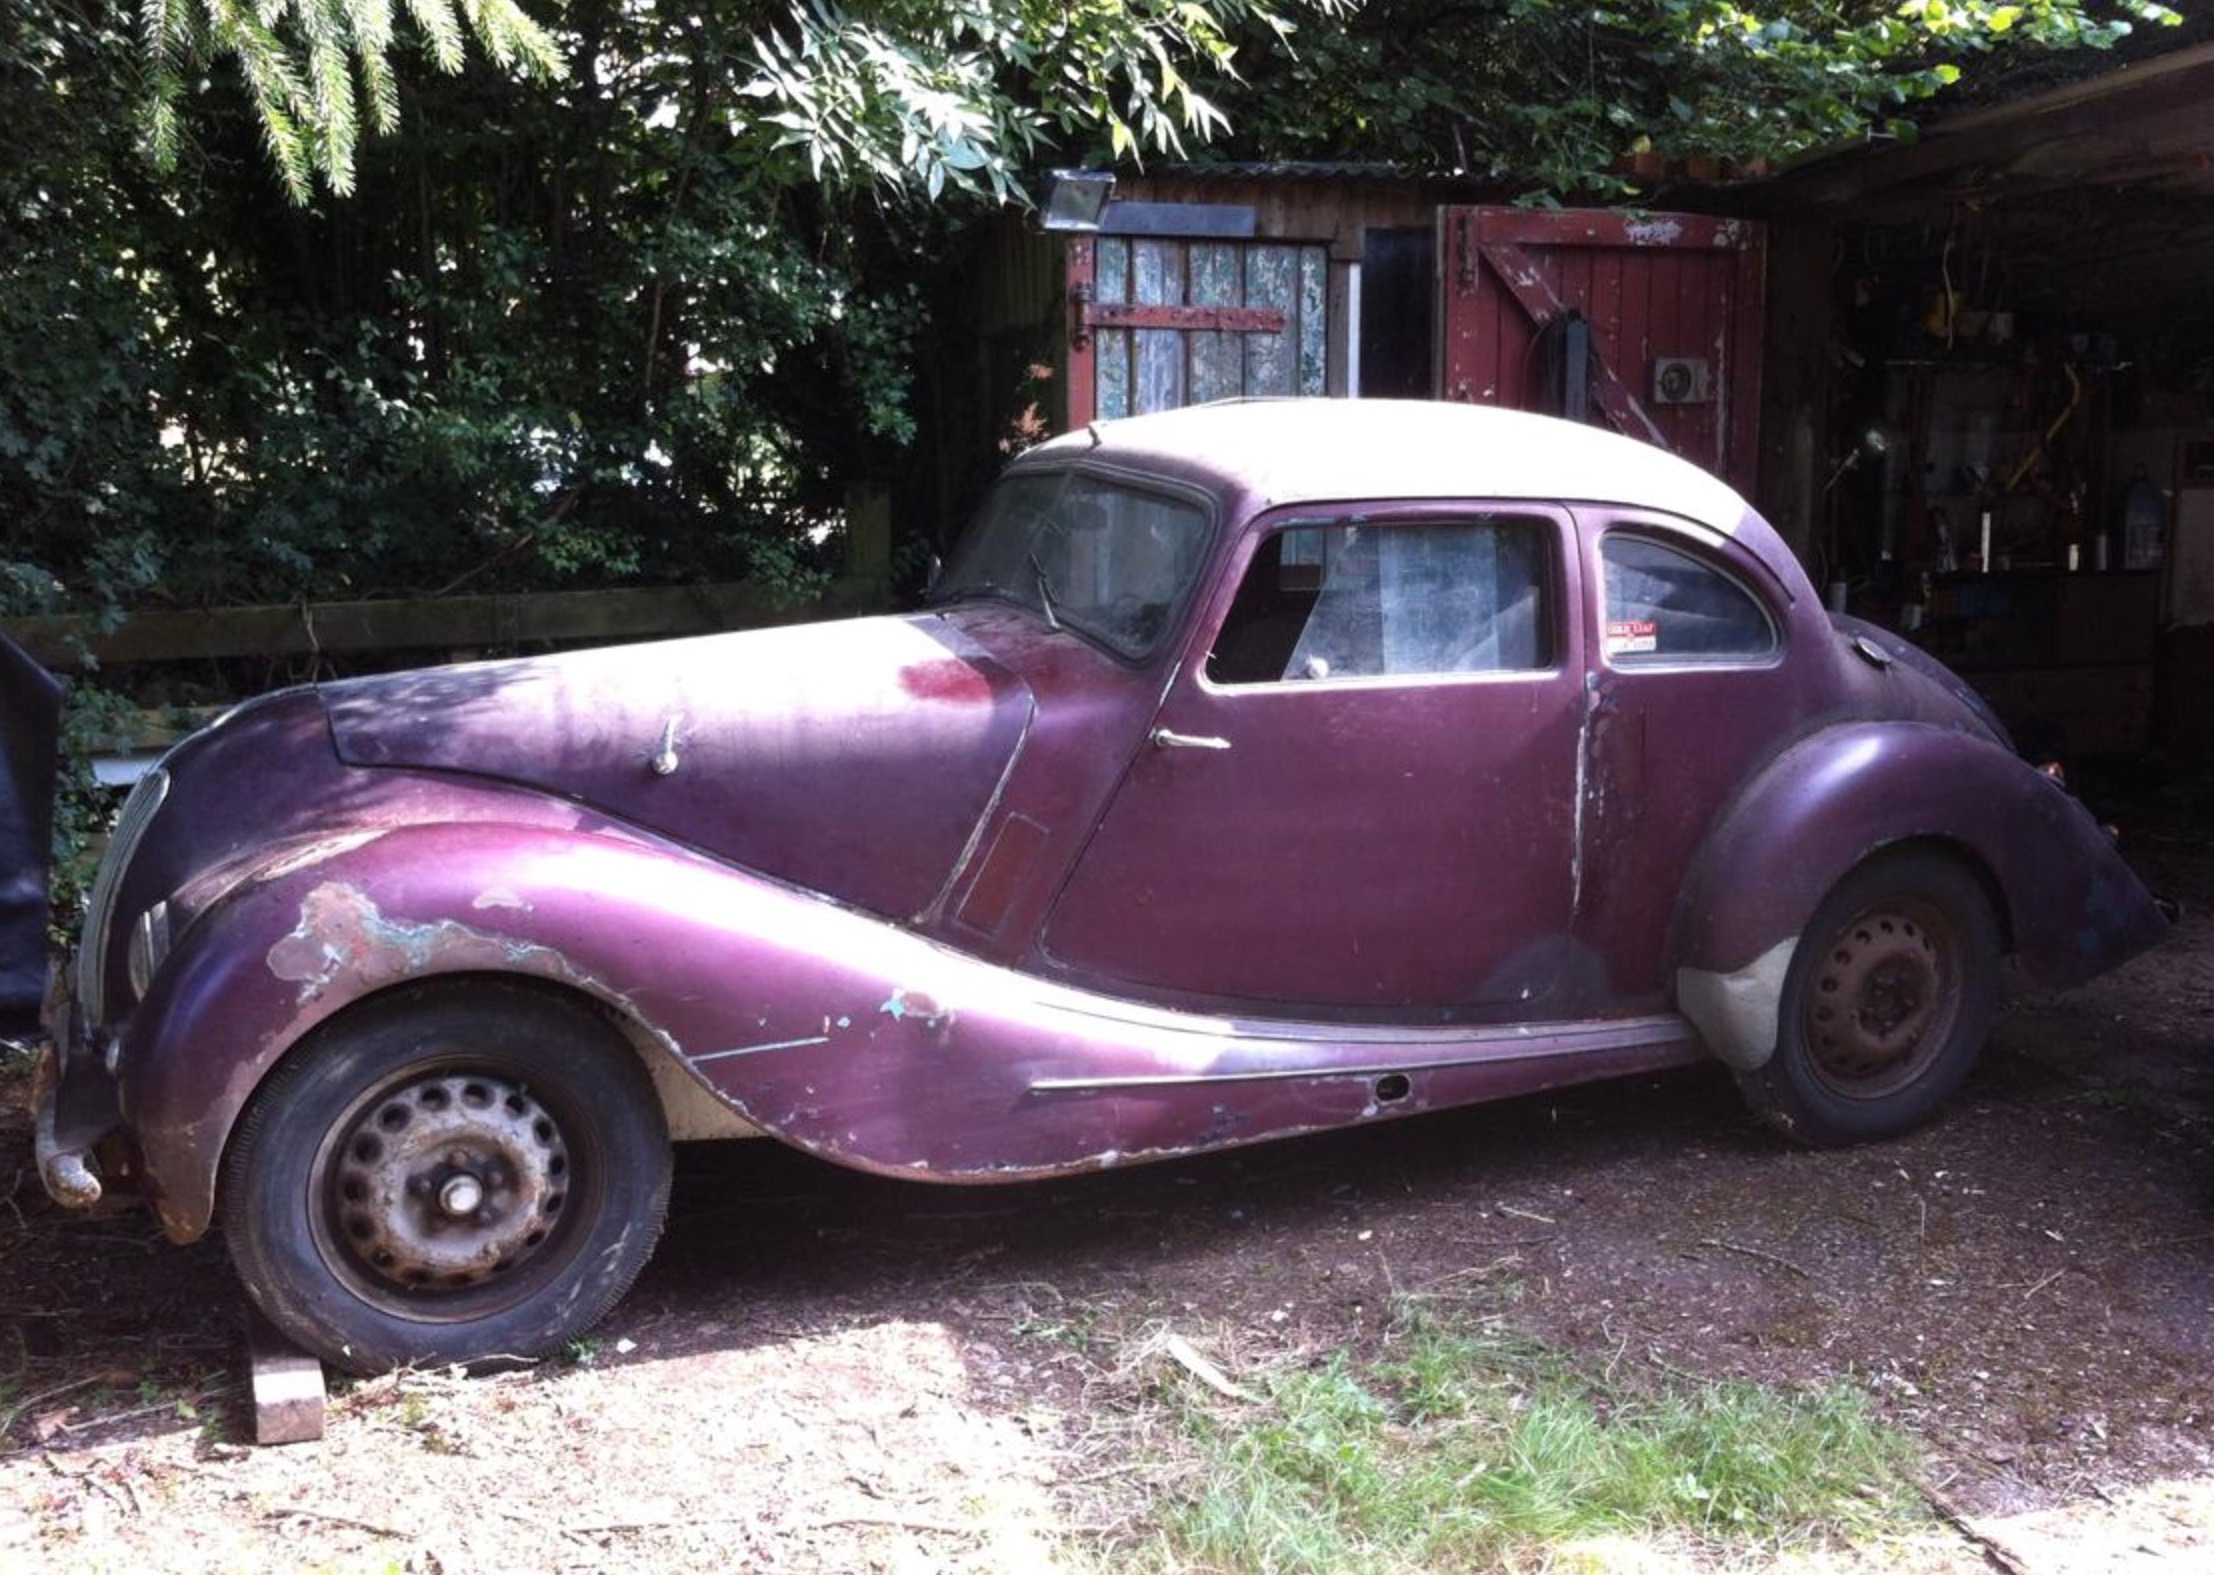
[3, 576, 889, 773]
[3, 577, 885, 673]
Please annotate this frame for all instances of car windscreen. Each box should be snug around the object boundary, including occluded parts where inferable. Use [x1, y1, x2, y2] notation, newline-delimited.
[932, 470, 1211, 660]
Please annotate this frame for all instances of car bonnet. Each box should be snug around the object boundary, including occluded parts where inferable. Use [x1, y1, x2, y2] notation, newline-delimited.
[319, 614, 1034, 921]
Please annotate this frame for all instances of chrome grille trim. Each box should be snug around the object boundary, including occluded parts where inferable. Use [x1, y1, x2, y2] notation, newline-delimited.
[76, 766, 170, 1029]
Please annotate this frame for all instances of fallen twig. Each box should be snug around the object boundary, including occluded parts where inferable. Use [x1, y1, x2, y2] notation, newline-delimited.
[1644, 1348, 1709, 1385]
[1058, 1458, 1149, 1486]
[0, 1374, 110, 1440]
[538, 1511, 957, 1539]
[1158, 1331, 1259, 1404]
[812, 1512, 986, 1535]
[496, 1507, 614, 1546]
[267, 1505, 415, 1540]
[1406, 1254, 1528, 1300]
[45, 1455, 143, 1517]
[54, 1391, 217, 1436]
[2021, 1268, 2066, 1301]
[1, 1166, 28, 1234]
[1695, 1237, 1811, 1279]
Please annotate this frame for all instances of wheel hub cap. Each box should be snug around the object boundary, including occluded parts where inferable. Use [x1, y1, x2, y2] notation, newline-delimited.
[328, 1073, 571, 1292]
[1806, 911, 1947, 1088]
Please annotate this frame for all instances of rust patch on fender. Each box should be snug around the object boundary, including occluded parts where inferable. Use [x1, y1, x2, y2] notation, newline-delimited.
[266, 882, 578, 1004]
[878, 987, 954, 1031]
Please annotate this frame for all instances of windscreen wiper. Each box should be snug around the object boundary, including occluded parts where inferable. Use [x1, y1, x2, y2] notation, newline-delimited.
[1027, 550, 1062, 631]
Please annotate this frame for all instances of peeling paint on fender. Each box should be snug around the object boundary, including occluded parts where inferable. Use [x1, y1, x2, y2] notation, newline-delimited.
[879, 987, 953, 1030]
[266, 881, 577, 1004]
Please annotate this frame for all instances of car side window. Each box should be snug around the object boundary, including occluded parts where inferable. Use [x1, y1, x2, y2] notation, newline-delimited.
[1599, 534, 1775, 666]
[1208, 517, 1552, 685]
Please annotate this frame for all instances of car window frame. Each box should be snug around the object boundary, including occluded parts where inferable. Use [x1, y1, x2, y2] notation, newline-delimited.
[931, 459, 1222, 669]
[1585, 514, 1787, 676]
[1190, 500, 1578, 697]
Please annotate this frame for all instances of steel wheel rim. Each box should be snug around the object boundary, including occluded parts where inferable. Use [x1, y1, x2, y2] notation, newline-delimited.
[1802, 898, 1963, 1101]
[308, 1062, 593, 1323]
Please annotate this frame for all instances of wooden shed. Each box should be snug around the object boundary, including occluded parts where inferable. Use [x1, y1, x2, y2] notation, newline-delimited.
[988, 166, 1768, 498]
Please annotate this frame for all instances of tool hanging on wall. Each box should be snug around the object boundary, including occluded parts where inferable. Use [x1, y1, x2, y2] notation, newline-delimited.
[2004, 363, 2084, 493]
[1921, 227, 1961, 348]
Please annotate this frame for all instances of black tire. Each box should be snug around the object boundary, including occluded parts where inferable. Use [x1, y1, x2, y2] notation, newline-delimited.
[1737, 850, 2000, 1147]
[221, 984, 671, 1374]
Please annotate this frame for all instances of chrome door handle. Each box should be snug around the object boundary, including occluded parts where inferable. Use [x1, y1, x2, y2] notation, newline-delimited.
[1150, 727, 1231, 752]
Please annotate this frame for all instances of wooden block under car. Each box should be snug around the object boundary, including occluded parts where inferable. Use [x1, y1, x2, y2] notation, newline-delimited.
[246, 1306, 326, 1445]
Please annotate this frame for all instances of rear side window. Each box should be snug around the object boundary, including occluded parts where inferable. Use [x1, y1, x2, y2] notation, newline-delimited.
[1600, 535, 1775, 665]
[1209, 517, 1552, 685]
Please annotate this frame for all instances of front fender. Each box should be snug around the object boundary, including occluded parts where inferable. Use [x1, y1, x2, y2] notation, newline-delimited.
[1669, 722, 2166, 1067]
[131, 819, 1033, 1238]
[119, 823, 732, 1238]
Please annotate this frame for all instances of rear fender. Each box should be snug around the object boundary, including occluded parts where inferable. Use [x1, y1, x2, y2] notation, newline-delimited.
[1671, 723, 2166, 1069]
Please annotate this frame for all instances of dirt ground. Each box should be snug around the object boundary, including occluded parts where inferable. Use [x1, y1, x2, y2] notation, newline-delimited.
[0, 782, 2209, 1572]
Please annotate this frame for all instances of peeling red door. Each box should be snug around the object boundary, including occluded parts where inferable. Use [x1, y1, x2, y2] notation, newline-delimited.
[1437, 208, 1766, 493]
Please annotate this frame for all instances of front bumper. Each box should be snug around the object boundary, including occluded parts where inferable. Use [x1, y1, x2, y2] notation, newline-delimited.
[32, 963, 126, 1211]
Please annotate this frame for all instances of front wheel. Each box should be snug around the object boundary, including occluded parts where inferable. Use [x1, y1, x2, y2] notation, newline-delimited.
[221, 986, 671, 1373]
[1737, 850, 2000, 1146]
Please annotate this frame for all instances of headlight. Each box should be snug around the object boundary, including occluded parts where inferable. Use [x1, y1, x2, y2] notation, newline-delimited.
[126, 900, 172, 1002]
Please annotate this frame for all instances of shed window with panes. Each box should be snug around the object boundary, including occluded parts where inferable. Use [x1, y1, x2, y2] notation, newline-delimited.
[1089, 239, 1329, 419]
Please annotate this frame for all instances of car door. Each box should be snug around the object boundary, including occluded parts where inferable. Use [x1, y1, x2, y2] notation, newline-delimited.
[1574, 513, 1799, 1004]
[1042, 503, 1585, 1014]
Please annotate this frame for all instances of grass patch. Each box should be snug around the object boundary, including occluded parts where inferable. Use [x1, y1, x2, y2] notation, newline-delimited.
[1097, 1310, 1920, 1572]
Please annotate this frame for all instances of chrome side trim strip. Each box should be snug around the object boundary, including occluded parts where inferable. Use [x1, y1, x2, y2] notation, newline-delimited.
[1025, 1013, 1696, 1095]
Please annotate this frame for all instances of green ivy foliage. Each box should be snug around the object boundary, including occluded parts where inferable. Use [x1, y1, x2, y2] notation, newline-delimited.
[1, 0, 2182, 640]
[6, 2, 966, 626]
[1207, 0, 2179, 196]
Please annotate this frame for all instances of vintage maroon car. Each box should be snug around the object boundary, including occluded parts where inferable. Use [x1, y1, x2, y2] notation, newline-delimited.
[36, 399, 2165, 1370]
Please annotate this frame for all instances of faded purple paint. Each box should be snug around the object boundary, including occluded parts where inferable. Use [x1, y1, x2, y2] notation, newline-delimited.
[1672, 717, 2167, 988]
[1043, 501, 1589, 1010]
[45, 400, 2168, 1243]
[324, 615, 1034, 925]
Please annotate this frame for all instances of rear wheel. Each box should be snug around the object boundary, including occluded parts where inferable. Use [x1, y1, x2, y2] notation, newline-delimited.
[221, 986, 671, 1373]
[1738, 851, 1999, 1146]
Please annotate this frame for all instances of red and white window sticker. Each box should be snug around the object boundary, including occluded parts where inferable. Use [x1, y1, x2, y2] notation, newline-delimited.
[1605, 618, 1658, 656]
